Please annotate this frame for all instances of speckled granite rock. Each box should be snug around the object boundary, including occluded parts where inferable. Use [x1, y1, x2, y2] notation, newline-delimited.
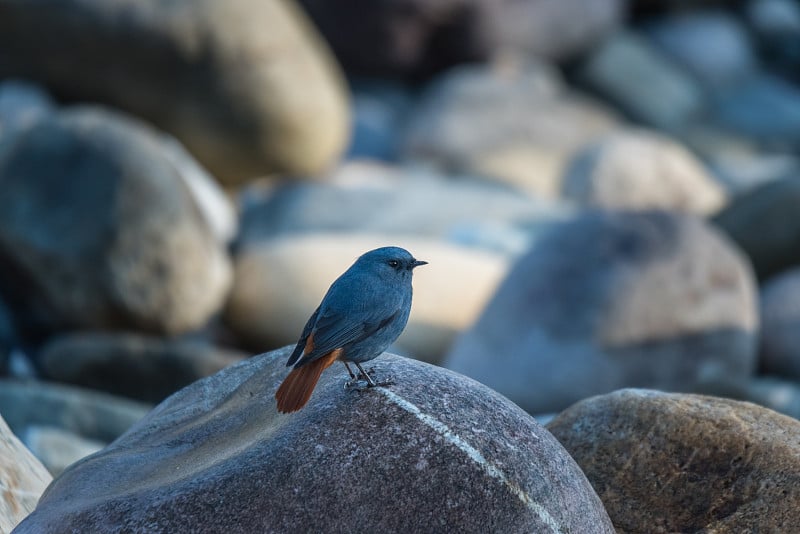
[15, 348, 614, 533]
[547, 389, 800, 533]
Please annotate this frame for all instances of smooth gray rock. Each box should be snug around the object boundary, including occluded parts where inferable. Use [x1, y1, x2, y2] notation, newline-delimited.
[713, 73, 800, 146]
[576, 31, 705, 130]
[645, 11, 757, 89]
[732, 375, 800, 420]
[547, 389, 800, 533]
[0, 106, 232, 342]
[0, 79, 54, 143]
[37, 332, 246, 403]
[347, 80, 414, 161]
[237, 160, 568, 256]
[0, 379, 150, 444]
[713, 176, 800, 281]
[0, 0, 349, 185]
[15, 348, 615, 533]
[445, 211, 758, 414]
[22, 425, 105, 477]
[759, 268, 800, 379]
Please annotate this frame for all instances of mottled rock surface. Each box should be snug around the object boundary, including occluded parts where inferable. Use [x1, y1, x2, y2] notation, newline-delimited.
[547, 389, 800, 533]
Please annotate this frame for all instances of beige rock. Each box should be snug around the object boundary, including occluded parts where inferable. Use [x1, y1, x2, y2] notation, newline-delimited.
[562, 129, 726, 214]
[0, 0, 349, 185]
[0, 414, 51, 533]
[547, 389, 800, 533]
[400, 61, 620, 197]
[224, 235, 509, 363]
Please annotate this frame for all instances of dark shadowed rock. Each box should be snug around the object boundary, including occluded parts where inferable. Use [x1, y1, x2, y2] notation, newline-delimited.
[547, 389, 800, 533]
[15, 348, 614, 533]
[445, 211, 758, 414]
[713, 176, 800, 281]
[37, 332, 247, 403]
[759, 268, 800, 379]
[0, 106, 232, 343]
[0, 0, 349, 184]
[298, 0, 623, 79]
[0, 414, 51, 532]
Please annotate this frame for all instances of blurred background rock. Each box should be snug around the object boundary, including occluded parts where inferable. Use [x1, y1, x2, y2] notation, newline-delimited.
[1, 0, 800, 507]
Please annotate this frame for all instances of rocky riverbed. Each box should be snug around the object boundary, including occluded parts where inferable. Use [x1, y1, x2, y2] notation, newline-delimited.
[2, 0, 800, 531]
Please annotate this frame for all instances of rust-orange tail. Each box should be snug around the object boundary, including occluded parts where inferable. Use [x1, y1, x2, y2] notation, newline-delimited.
[275, 351, 339, 413]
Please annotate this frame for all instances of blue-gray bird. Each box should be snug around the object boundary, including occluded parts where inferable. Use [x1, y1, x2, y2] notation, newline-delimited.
[275, 246, 427, 413]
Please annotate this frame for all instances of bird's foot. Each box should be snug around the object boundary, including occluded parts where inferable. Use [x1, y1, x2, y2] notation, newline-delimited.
[344, 373, 395, 391]
[356, 367, 376, 381]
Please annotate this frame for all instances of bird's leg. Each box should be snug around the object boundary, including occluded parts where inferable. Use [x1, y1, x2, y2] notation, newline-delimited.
[342, 361, 356, 379]
[355, 363, 395, 388]
[354, 363, 378, 387]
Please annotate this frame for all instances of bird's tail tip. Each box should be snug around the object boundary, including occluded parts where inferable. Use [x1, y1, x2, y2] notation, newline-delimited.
[275, 351, 338, 413]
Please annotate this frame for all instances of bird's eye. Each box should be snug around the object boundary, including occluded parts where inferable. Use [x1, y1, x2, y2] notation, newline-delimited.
[388, 260, 400, 268]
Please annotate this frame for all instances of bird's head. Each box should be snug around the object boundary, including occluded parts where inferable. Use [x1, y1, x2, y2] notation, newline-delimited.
[357, 246, 427, 279]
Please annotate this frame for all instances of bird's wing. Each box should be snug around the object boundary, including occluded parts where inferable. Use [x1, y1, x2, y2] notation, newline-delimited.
[286, 305, 320, 367]
[291, 303, 402, 368]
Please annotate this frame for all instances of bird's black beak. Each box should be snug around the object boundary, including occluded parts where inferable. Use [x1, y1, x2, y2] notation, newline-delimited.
[411, 259, 428, 269]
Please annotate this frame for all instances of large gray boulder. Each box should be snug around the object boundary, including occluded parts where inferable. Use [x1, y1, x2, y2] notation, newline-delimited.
[0, 0, 349, 184]
[445, 211, 758, 414]
[547, 389, 800, 533]
[15, 348, 614, 533]
[0, 106, 232, 342]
